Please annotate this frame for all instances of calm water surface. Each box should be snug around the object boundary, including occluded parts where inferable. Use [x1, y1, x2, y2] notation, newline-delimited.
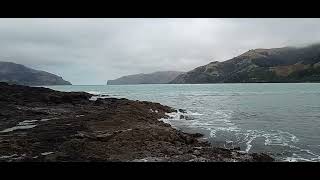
[45, 83, 320, 162]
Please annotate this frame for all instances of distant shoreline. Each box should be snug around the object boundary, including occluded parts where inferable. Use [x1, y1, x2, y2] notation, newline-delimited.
[41, 82, 320, 86]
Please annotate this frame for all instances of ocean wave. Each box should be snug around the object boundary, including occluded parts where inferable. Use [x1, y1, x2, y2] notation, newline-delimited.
[187, 112, 203, 116]
[87, 91, 102, 95]
[283, 152, 320, 162]
[283, 145, 320, 162]
[159, 108, 319, 161]
[160, 110, 240, 139]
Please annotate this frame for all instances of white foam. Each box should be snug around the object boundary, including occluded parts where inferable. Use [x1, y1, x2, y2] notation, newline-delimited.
[231, 129, 320, 161]
[132, 158, 148, 162]
[40, 117, 59, 122]
[131, 157, 164, 162]
[209, 129, 216, 137]
[245, 136, 255, 153]
[87, 91, 109, 101]
[159, 109, 318, 161]
[283, 153, 315, 162]
[216, 126, 241, 132]
[160, 110, 241, 142]
[298, 148, 320, 158]
[0, 154, 18, 159]
[19, 120, 38, 123]
[18, 120, 38, 126]
[0, 119, 39, 133]
[0, 125, 37, 133]
[187, 112, 203, 116]
[164, 110, 203, 120]
[234, 129, 300, 151]
[262, 131, 299, 146]
[150, 109, 159, 113]
[284, 157, 298, 162]
[87, 91, 101, 95]
[159, 118, 174, 127]
[41, 152, 54, 156]
[89, 95, 110, 101]
[89, 96, 98, 101]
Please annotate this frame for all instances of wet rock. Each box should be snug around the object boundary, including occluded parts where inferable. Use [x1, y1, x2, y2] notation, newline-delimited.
[191, 133, 204, 138]
[0, 83, 275, 162]
[251, 153, 275, 162]
[188, 157, 210, 162]
[178, 109, 186, 113]
[231, 147, 241, 151]
[132, 157, 165, 162]
[179, 114, 194, 120]
[193, 150, 201, 156]
[94, 98, 105, 105]
[185, 116, 195, 120]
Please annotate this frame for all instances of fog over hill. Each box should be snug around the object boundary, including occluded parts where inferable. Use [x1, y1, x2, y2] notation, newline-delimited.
[1, 19, 320, 84]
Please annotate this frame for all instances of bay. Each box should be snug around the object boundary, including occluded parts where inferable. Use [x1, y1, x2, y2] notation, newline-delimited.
[44, 83, 320, 162]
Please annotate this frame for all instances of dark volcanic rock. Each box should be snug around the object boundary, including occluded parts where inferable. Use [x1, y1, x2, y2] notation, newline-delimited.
[0, 82, 90, 105]
[251, 153, 275, 162]
[178, 109, 187, 113]
[0, 83, 274, 162]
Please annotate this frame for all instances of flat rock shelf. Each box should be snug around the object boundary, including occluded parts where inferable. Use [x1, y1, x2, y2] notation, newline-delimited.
[0, 82, 274, 162]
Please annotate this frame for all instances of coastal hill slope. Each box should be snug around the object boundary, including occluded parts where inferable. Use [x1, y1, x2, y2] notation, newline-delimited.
[171, 44, 320, 83]
[107, 71, 184, 85]
[0, 61, 71, 86]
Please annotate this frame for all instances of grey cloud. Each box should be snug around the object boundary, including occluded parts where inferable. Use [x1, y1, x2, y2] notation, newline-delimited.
[0, 18, 320, 84]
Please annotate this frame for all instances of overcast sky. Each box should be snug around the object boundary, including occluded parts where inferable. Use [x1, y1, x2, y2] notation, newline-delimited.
[1, 18, 320, 84]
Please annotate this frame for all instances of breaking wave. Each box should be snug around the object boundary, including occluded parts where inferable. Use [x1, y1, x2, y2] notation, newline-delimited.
[160, 109, 320, 162]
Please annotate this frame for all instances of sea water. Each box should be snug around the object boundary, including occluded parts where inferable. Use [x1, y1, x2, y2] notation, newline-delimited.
[44, 83, 320, 162]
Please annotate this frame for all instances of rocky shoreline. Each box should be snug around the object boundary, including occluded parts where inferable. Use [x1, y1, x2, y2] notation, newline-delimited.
[0, 82, 274, 162]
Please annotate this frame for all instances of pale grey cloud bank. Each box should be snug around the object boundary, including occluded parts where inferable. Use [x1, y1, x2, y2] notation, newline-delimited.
[0, 18, 320, 84]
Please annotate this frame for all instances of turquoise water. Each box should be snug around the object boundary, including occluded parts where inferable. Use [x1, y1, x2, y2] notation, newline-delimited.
[44, 83, 320, 162]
